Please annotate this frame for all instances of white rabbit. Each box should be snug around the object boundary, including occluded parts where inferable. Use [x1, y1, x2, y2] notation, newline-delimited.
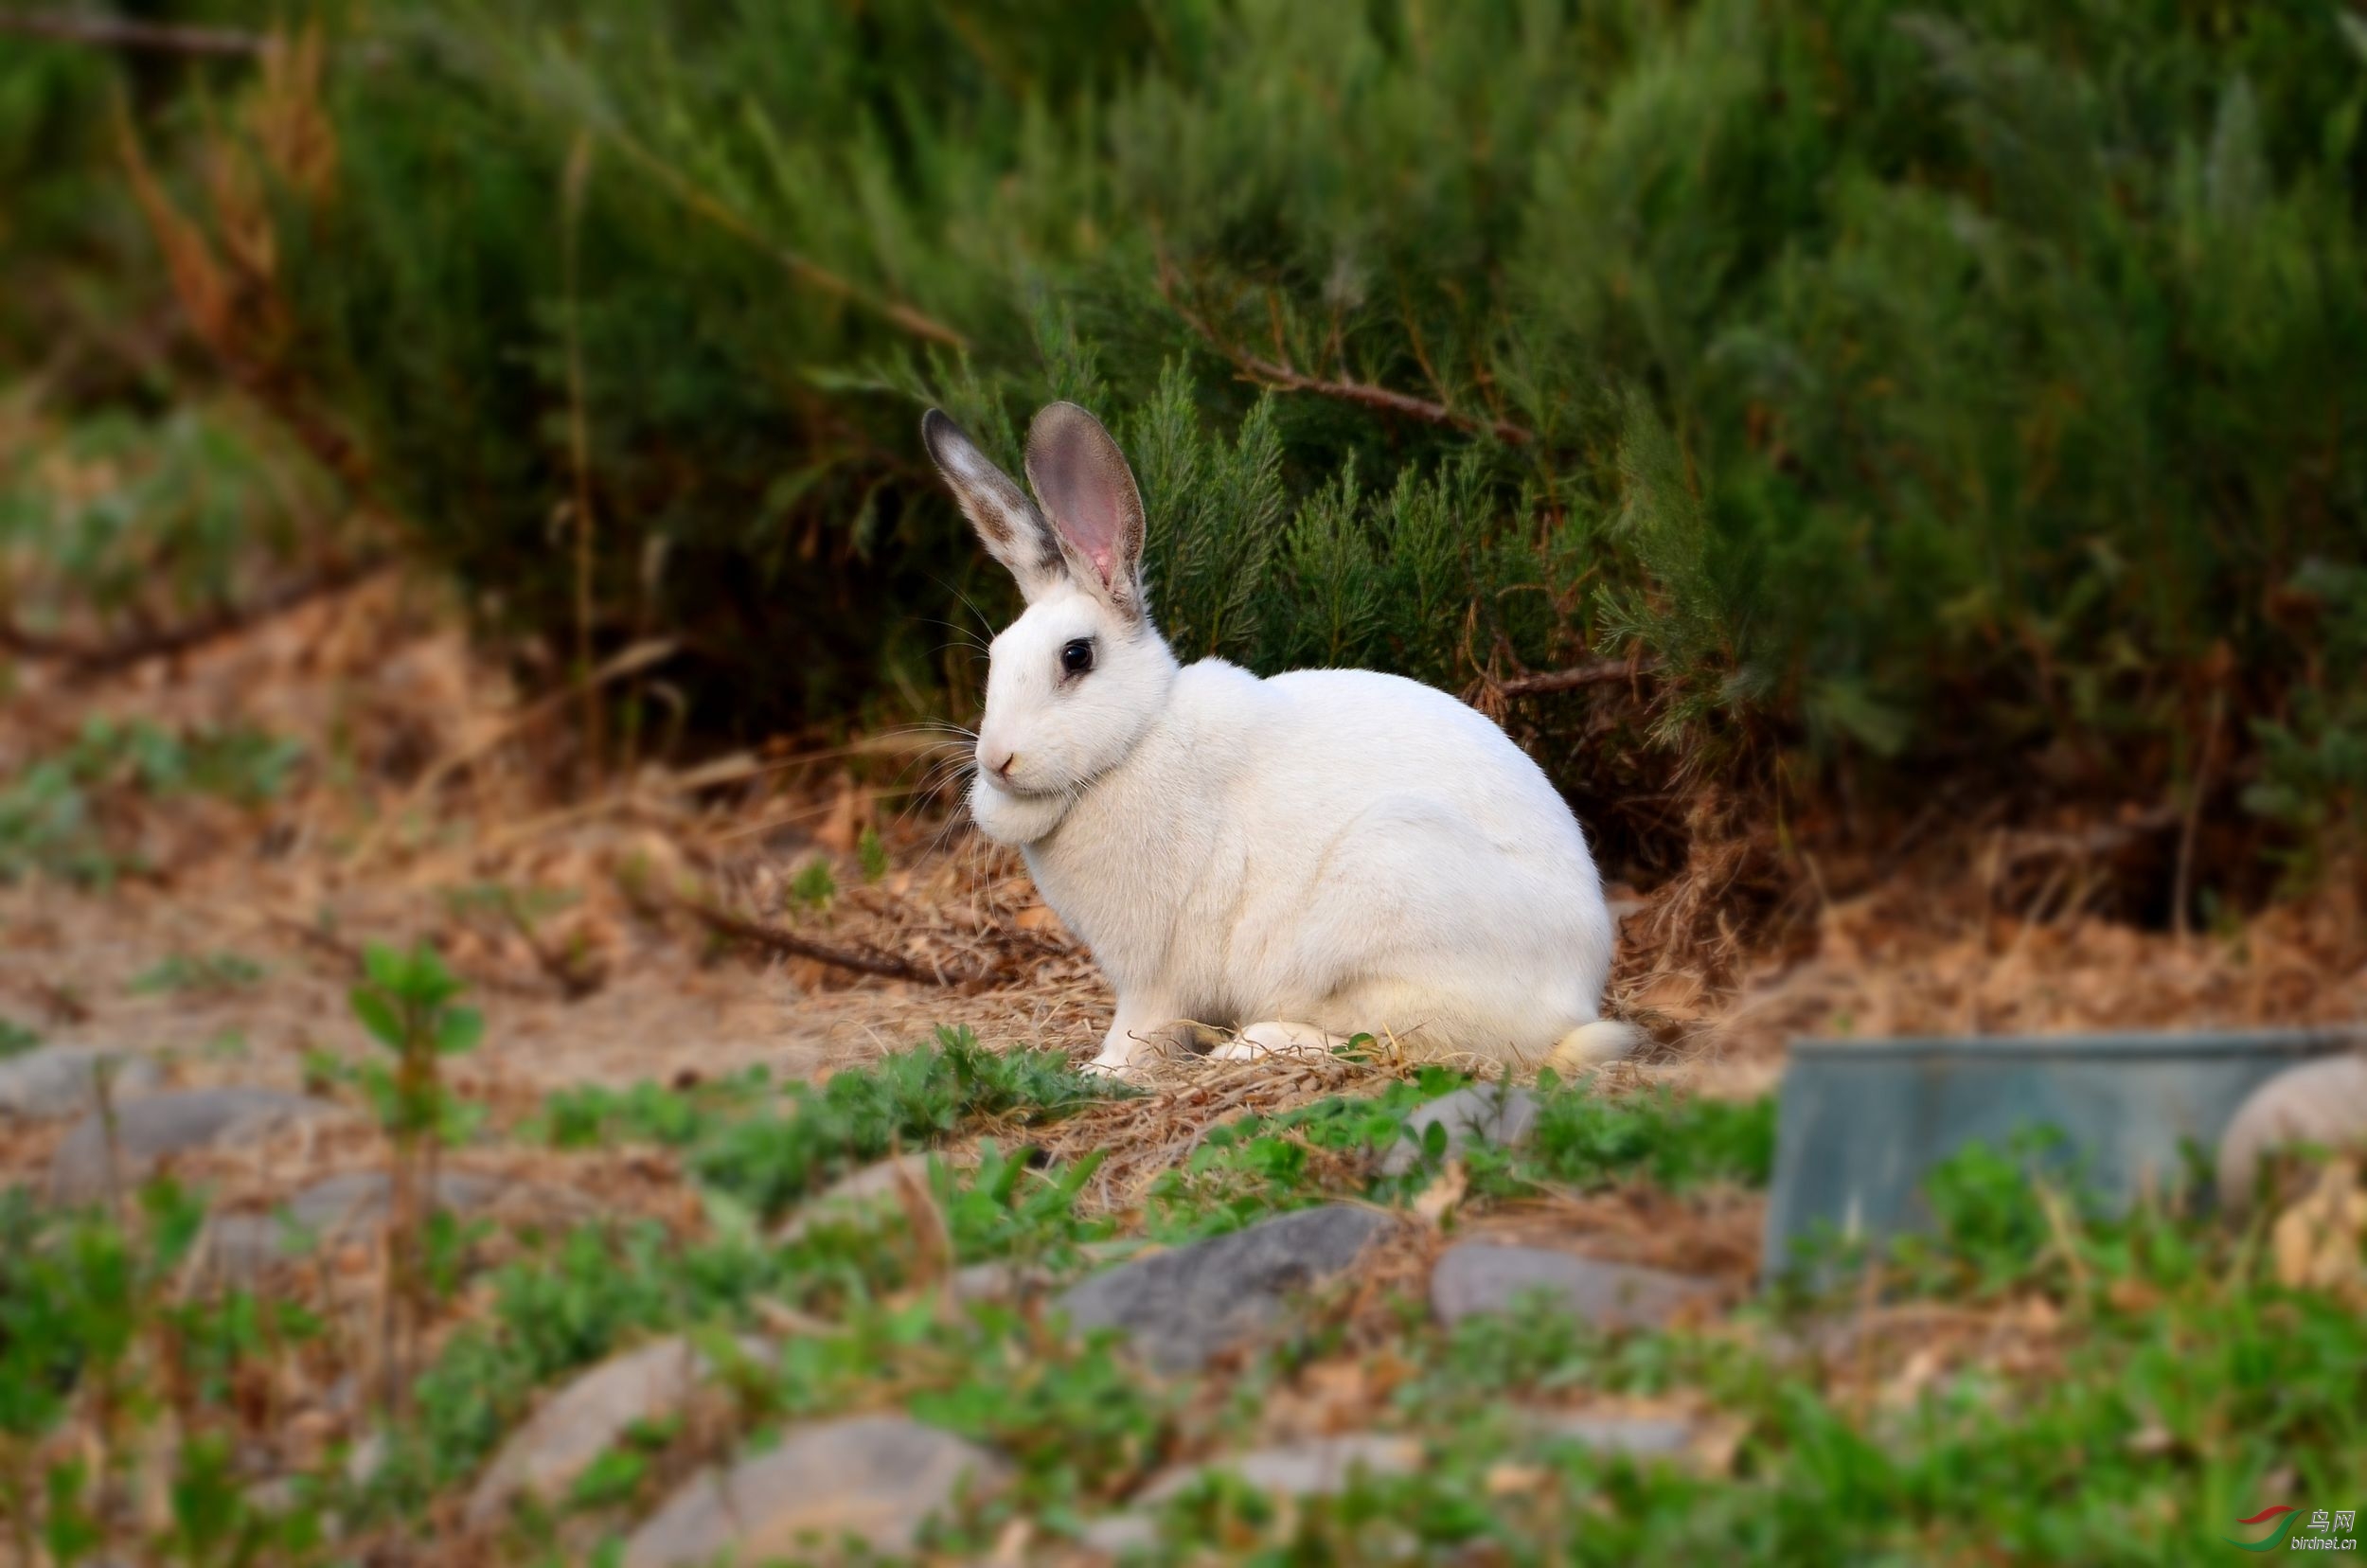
[922, 401, 1636, 1075]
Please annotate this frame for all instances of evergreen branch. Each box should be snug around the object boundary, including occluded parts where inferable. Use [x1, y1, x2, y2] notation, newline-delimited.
[601, 129, 969, 350]
[1487, 655, 1662, 698]
[1157, 262, 1533, 445]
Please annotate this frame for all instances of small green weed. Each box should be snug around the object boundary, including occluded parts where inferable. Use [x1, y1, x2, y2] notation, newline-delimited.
[0, 1017, 37, 1059]
[1469, 1078, 1777, 1198]
[564, 1417, 675, 1510]
[319, 944, 486, 1148]
[383, 1031, 1125, 1503]
[940, 1144, 1117, 1268]
[788, 859, 836, 910]
[688, 1026, 1121, 1219]
[532, 1069, 773, 1150]
[0, 402, 326, 631]
[199, 1028, 250, 1061]
[858, 827, 889, 884]
[0, 1178, 330, 1561]
[393, 1219, 786, 1501]
[1146, 1072, 1775, 1242]
[907, 1321, 1177, 1508]
[755, 1147, 1120, 1318]
[1147, 1068, 1462, 1239]
[0, 718, 301, 885]
[347, 942, 485, 1415]
[129, 952, 265, 996]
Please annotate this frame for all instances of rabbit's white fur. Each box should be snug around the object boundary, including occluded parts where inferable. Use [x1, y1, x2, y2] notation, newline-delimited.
[925, 401, 1633, 1075]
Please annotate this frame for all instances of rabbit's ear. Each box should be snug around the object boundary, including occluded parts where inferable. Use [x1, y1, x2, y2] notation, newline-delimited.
[1025, 402, 1147, 623]
[922, 410, 1067, 602]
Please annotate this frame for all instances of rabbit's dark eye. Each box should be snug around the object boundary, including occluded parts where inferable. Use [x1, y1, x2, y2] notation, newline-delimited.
[1060, 638, 1095, 676]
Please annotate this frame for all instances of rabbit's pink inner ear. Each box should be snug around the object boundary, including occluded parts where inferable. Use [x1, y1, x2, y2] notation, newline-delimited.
[1026, 403, 1144, 599]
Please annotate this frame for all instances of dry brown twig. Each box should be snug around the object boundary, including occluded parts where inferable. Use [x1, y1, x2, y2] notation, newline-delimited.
[665, 893, 998, 988]
[0, 10, 275, 56]
[1155, 258, 1534, 445]
[344, 637, 681, 866]
[1482, 654, 1664, 699]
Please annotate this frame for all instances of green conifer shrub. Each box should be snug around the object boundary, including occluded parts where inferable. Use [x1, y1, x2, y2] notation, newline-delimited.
[29, 0, 2367, 865]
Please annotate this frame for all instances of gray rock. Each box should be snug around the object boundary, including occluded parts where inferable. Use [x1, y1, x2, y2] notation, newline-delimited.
[1058, 1205, 1396, 1373]
[243, 1475, 301, 1516]
[951, 1240, 1142, 1307]
[0, 1046, 162, 1123]
[346, 1431, 386, 1489]
[1430, 1242, 1720, 1330]
[48, 1088, 340, 1203]
[620, 1415, 1010, 1566]
[205, 1170, 504, 1285]
[1137, 1432, 1423, 1504]
[774, 1151, 939, 1242]
[1379, 1083, 1540, 1175]
[469, 1335, 756, 1524]
[2216, 1054, 2367, 1212]
[1523, 1411, 1695, 1457]
[1066, 1434, 1421, 1561]
[951, 1259, 1052, 1303]
[1077, 1510, 1162, 1558]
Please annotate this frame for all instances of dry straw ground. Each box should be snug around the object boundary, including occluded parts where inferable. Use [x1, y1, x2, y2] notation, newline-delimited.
[5, 562, 2362, 1203]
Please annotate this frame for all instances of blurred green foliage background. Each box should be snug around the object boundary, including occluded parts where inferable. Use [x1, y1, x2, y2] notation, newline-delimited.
[5, 0, 2365, 881]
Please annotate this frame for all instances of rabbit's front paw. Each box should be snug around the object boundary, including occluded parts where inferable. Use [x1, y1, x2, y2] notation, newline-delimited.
[1206, 1021, 1345, 1063]
[1133, 1018, 1230, 1062]
[1084, 1016, 1223, 1076]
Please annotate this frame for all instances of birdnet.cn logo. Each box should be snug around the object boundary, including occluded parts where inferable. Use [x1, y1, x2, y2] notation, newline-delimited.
[2225, 1506, 2358, 1552]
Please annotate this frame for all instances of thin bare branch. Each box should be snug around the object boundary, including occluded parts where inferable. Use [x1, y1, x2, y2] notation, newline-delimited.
[1157, 261, 1534, 445]
[1488, 655, 1662, 698]
[4, 10, 388, 63]
[671, 895, 995, 988]
[0, 11, 271, 56]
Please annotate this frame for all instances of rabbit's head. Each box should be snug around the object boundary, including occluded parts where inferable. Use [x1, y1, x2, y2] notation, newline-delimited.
[922, 402, 1179, 844]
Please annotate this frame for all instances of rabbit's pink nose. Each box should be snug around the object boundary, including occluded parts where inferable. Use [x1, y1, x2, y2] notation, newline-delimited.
[980, 744, 1017, 779]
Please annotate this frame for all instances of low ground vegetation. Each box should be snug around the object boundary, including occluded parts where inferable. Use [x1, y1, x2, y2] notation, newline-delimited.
[4, 974, 2361, 1564]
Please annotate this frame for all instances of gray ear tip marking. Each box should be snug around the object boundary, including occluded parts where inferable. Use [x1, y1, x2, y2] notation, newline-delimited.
[1025, 401, 1114, 454]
